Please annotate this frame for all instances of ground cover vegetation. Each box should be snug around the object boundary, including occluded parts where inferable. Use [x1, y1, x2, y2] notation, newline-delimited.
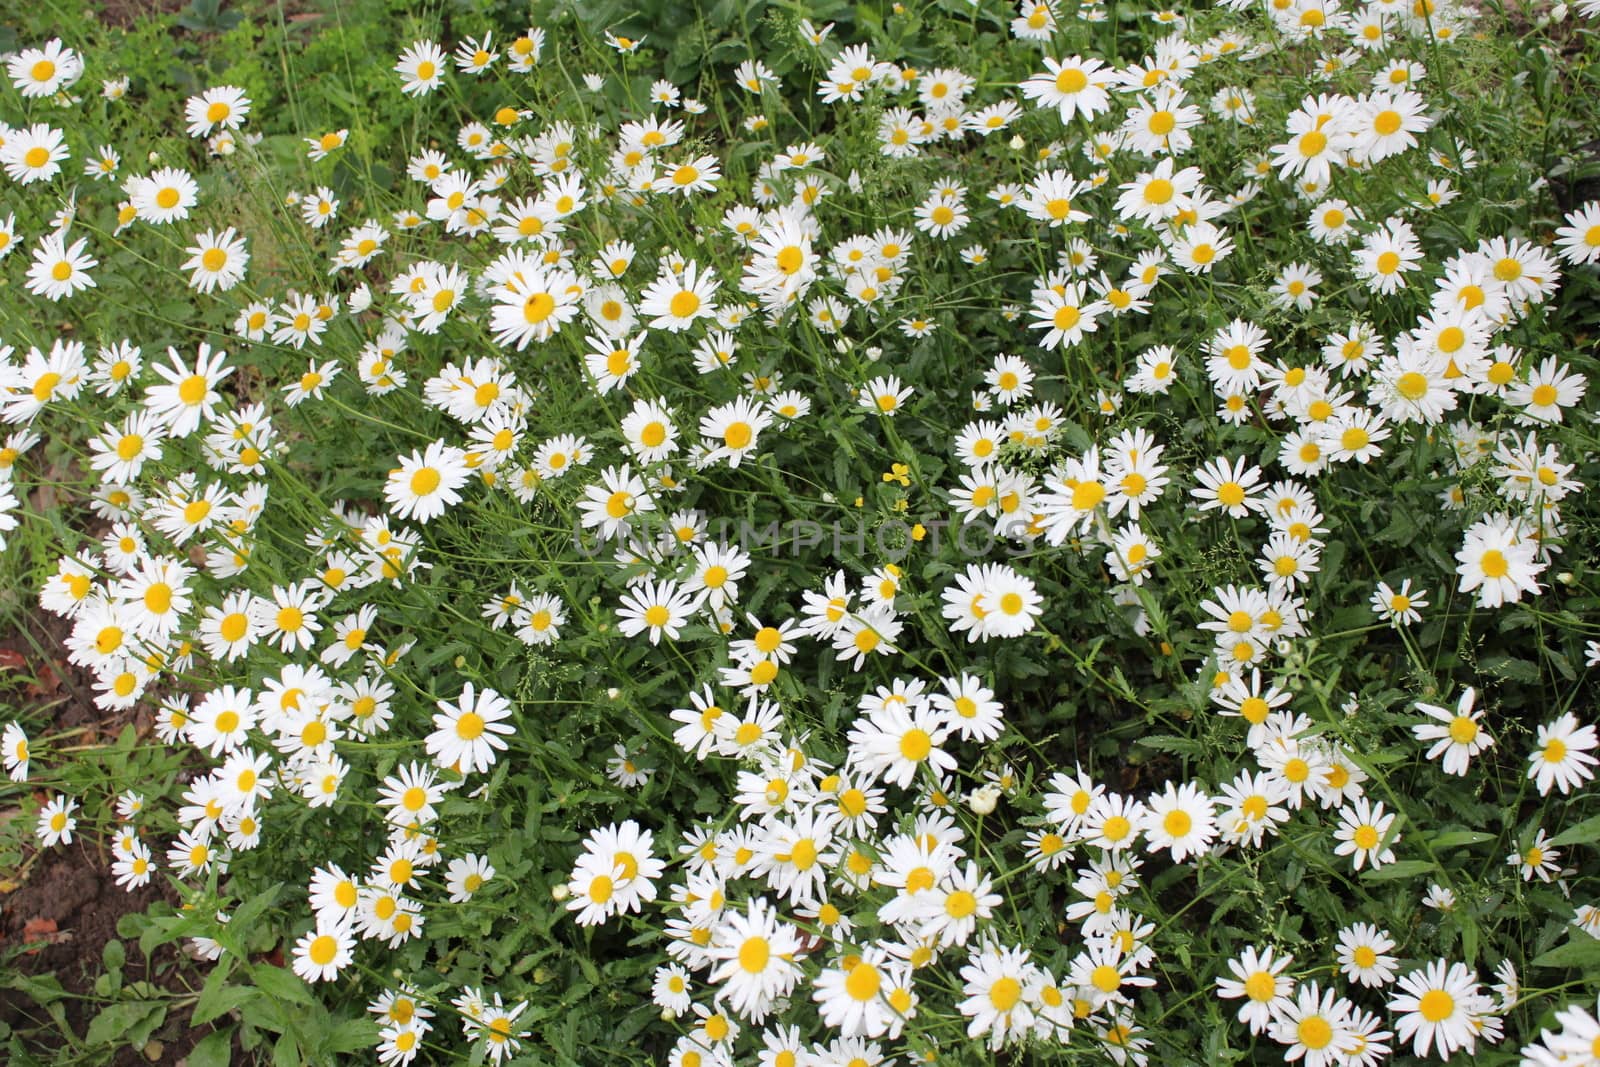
[2, 0, 1600, 1063]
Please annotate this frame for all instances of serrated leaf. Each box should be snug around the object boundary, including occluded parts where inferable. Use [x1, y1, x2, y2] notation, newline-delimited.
[1481, 655, 1541, 683]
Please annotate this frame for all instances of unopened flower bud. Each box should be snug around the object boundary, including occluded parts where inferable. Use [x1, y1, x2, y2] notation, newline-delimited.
[968, 783, 1002, 815]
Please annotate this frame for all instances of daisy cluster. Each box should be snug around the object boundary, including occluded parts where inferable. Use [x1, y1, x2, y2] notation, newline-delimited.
[2, 1, 1600, 1065]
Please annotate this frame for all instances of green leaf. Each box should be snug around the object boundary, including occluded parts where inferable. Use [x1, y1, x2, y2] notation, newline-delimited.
[1431, 831, 1496, 851]
[2, 973, 67, 1005]
[322, 1017, 379, 1054]
[250, 965, 314, 1006]
[85, 1002, 163, 1048]
[230, 883, 282, 936]
[1135, 734, 1207, 757]
[1480, 655, 1541, 684]
[193, 960, 250, 1026]
[1529, 936, 1600, 972]
[272, 1032, 303, 1067]
[102, 939, 125, 972]
[1549, 814, 1600, 849]
[1361, 860, 1436, 881]
[187, 1028, 234, 1067]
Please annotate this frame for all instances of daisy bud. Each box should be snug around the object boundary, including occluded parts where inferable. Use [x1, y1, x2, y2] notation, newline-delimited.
[659, 1009, 675, 1022]
[969, 783, 1001, 815]
[1008, 134, 1026, 150]
[550, 883, 570, 901]
[606, 687, 621, 699]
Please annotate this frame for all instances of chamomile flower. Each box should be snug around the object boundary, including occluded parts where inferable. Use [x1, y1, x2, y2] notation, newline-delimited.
[128, 167, 199, 225]
[293, 919, 356, 983]
[426, 684, 514, 775]
[25, 231, 98, 301]
[3, 722, 30, 782]
[2, 124, 70, 184]
[1333, 798, 1398, 871]
[1371, 579, 1427, 626]
[1216, 945, 1295, 1033]
[1507, 829, 1561, 883]
[1140, 781, 1216, 862]
[640, 260, 720, 332]
[36, 794, 77, 847]
[182, 227, 249, 293]
[1389, 959, 1490, 1059]
[1527, 713, 1599, 796]
[185, 86, 251, 137]
[1554, 200, 1600, 266]
[385, 440, 470, 523]
[1413, 688, 1492, 776]
[617, 579, 698, 646]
